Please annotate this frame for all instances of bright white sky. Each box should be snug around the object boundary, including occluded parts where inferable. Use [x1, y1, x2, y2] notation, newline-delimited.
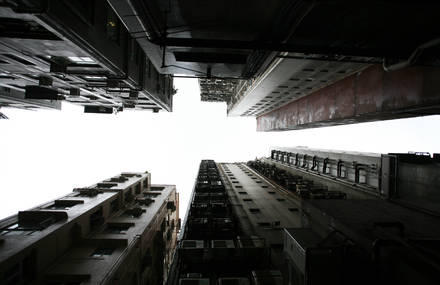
[1, 77, 440, 220]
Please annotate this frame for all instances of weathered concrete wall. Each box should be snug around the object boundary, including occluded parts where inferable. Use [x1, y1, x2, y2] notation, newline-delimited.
[257, 65, 440, 131]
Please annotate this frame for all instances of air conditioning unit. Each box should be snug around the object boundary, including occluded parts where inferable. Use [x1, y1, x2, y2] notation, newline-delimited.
[74, 188, 99, 197]
[181, 240, 204, 249]
[211, 239, 237, 262]
[109, 176, 128, 183]
[180, 240, 205, 264]
[84, 106, 113, 114]
[251, 270, 283, 285]
[97, 182, 118, 188]
[218, 277, 250, 285]
[179, 278, 209, 285]
[136, 197, 154, 206]
[211, 240, 235, 248]
[124, 206, 143, 217]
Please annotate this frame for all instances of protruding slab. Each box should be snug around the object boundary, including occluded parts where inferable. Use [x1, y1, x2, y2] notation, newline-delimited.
[257, 65, 440, 131]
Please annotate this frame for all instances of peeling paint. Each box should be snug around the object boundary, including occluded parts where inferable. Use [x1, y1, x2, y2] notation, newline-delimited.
[257, 65, 440, 131]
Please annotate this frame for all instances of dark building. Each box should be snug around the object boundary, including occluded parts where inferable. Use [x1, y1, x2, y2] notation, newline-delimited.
[168, 160, 292, 284]
[260, 147, 440, 284]
[0, 0, 175, 114]
[168, 149, 440, 284]
[189, 2, 440, 130]
[2, 1, 440, 126]
[0, 171, 179, 284]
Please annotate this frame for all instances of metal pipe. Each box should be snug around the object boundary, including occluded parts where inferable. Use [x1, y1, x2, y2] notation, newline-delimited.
[383, 37, 440, 72]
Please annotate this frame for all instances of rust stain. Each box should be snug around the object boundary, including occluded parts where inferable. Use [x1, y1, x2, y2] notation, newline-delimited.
[257, 64, 440, 131]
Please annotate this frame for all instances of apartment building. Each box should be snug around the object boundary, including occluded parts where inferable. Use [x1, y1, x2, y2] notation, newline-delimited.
[168, 148, 440, 285]
[0, 0, 175, 114]
[0, 171, 179, 284]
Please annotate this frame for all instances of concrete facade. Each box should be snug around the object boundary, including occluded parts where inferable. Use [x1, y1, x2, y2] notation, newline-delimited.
[257, 65, 440, 131]
[0, 172, 179, 284]
[252, 147, 440, 285]
[0, 0, 175, 114]
[269, 146, 440, 215]
[167, 160, 289, 284]
[167, 149, 440, 284]
[227, 55, 369, 117]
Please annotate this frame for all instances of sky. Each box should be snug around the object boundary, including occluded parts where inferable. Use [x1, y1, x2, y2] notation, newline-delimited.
[1, 77, 440, 220]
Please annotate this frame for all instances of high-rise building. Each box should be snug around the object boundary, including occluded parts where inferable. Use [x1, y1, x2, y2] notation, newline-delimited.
[168, 149, 440, 284]
[0, 171, 179, 285]
[202, 58, 440, 132]
[192, 3, 440, 131]
[0, 1, 175, 114]
[2, 1, 440, 127]
[168, 160, 292, 285]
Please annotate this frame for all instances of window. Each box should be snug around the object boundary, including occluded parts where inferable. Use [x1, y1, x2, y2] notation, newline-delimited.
[167, 201, 176, 212]
[1, 250, 36, 284]
[3, 263, 20, 284]
[90, 208, 104, 230]
[258, 222, 271, 227]
[249, 208, 260, 213]
[238, 191, 247, 195]
[22, 250, 36, 280]
[277, 198, 285, 202]
[124, 190, 134, 203]
[289, 208, 299, 212]
[142, 249, 152, 267]
[147, 59, 151, 78]
[262, 185, 268, 188]
[235, 185, 243, 188]
[106, 6, 120, 43]
[243, 198, 252, 202]
[68, 56, 95, 65]
[91, 247, 114, 258]
[268, 191, 276, 194]
[135, 183, 141, 194]
[110, 199, 119, 213]
[135, 42, 143, 64]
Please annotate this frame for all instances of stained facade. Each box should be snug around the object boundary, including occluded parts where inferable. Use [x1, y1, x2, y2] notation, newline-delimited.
[0, 171, 179, 284]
